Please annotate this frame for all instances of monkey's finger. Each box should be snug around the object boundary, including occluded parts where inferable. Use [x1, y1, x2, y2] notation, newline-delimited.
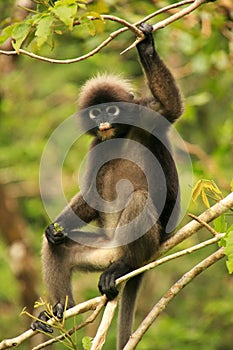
[45, 224, 66, 245]
[53, 302, 64, 319]
[31, 320, 53, 333]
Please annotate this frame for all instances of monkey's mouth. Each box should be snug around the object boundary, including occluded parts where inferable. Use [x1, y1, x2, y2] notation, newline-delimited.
[97, 122, 115, 140]
[99, 122, 112, 131]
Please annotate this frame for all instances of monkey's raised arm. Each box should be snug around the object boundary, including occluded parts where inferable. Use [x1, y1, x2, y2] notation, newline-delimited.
[137, 23, 183, 122]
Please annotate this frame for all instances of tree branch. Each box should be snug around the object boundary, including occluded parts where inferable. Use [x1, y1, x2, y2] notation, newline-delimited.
[123, 247, 225, 350]
[116, 233, 224, 287]
[121, 0, 209, 54]
[0, 193, 232, 349]
[0, 0, 209, 64]
[160, 192, 233, 255]
[91, 299, 118, 350]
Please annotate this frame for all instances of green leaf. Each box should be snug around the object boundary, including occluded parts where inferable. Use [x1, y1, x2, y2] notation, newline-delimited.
[52, 1, 78, 31]
[231, 179, 233, 192]
[214, 215, 227, 233]
[192, 179, 203, 202]
[227, 225, 233, 234]
[224, 231, 233, 274]
[201, 189, 210, 208]
[12, 22, 32, 52]
[80, 16, 96, 36]
[82, 336, 92, 350]
[0, 24, 18, 46]
[226, 260, 233, 274]
[77, 1, 87, 10]
[54, 223, 64, 233]
[192, 179, 223, 208]
[35, 15, 54, 48]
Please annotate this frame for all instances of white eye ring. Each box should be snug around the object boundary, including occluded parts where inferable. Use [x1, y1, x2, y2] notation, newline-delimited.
[89, 108, 101, 119]
[106, 105, 120, 117]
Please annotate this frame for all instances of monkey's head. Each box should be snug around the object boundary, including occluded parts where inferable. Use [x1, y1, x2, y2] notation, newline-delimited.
[78, 74, 135, 141]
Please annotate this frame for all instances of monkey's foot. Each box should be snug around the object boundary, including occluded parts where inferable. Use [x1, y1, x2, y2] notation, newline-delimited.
[45, 223, 67, 245]
[31, 302, 64, 333]
[31, 310, 53, 333]
[98, 262, 132, 300]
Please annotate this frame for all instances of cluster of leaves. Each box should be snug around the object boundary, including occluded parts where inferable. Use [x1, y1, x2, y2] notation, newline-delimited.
[0, 0, 104, 51]
[192, 179, 233, 274]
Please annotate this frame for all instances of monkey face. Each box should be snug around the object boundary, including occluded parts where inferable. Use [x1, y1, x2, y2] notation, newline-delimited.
[84, 104, 130, 141]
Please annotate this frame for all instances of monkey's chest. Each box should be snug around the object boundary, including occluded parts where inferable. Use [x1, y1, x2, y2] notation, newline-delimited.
[95, 159, 147, 228]
[97, 158, 147, 199]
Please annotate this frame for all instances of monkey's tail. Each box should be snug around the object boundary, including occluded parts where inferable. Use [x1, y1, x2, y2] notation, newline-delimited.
[117, 273, 144, 350]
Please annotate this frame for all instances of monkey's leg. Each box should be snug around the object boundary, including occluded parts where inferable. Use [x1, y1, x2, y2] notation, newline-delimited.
[31, 238, 75, 332]
[98, 190, 161, 350]
[99, 190, 160, 297]
[41, 238, 75, 310]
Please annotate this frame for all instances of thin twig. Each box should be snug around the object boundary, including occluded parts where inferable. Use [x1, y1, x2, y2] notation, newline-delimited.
[116, 232, 224, 287]
[121, 0, 208, 54]
[32, 300, 105, 350]
[188, 213, 219, 236]
[124, 247, 225, 349]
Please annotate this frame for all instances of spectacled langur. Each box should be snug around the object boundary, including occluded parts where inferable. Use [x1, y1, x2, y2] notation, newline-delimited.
[32, 23, 183, 349]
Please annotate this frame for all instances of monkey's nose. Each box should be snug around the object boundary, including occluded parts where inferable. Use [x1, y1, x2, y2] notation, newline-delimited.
[99, 122, 111, 131]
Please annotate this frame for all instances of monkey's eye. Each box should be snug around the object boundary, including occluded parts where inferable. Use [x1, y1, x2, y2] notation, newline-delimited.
[106, 105, 120, 117]
[89, 108, 101, 119]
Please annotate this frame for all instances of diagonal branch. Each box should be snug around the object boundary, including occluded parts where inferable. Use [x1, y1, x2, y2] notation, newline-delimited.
[91, 298, 119, 350]
[124, 247, 225, 349]
[116, 233, 224, 287]
[0, 193, 232, 349]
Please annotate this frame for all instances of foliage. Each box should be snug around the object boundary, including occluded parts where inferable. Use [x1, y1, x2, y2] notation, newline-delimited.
[192, 179, 233, 274]
[0, 0, 103, 50]
[192, 179, 223, 208]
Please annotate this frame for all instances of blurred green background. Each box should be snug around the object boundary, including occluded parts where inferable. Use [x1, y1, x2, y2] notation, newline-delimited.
[0, 0, 232, 349]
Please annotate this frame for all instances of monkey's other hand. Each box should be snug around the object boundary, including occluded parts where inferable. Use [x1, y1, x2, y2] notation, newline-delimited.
[31, 311, 53, 333]
[45, 223, 67, 245]
[98, 262, 131, 301]
[138, 22, 153, 36]
[136, 23, 155, 53]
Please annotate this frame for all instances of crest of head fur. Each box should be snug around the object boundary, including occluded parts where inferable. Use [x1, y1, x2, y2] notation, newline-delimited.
[78, 74, 134, 109]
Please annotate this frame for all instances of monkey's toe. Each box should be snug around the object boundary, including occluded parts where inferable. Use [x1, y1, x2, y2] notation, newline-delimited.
[31, 311, 53, 333]
[98, 271, 119, 301]
[53, 302, 64, 319]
